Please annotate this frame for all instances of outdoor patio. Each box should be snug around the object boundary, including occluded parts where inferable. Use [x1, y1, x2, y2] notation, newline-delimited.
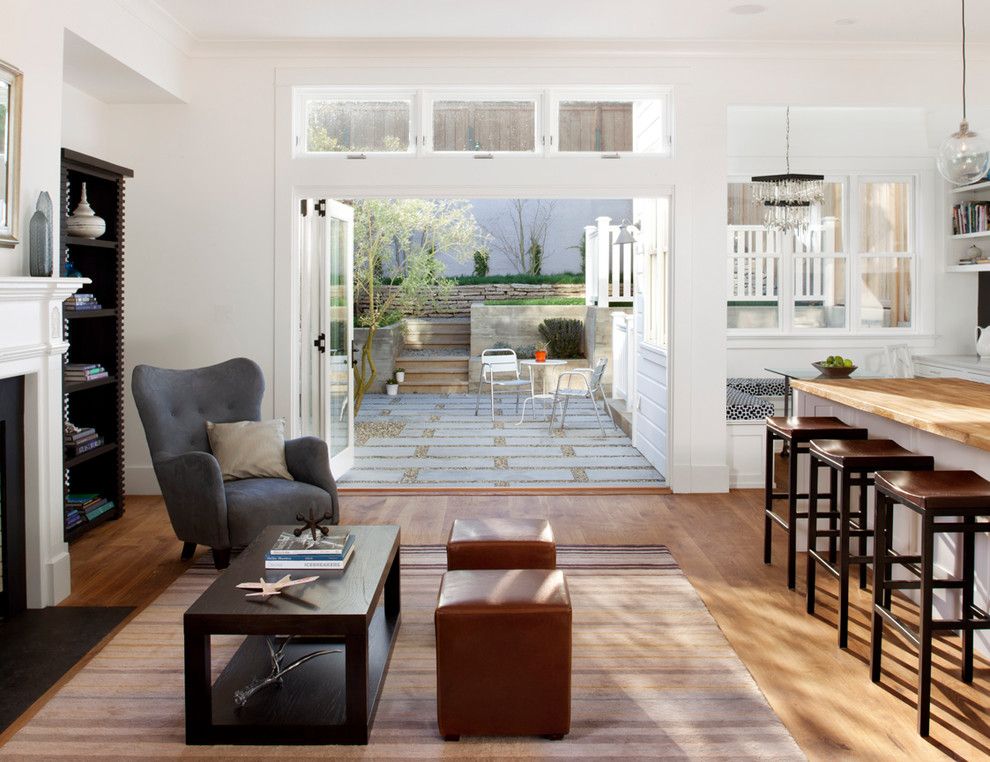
[338, 393, 666, 489]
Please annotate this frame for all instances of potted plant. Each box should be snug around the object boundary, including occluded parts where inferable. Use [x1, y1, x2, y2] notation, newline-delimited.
[534, 342, 549, 363]
[394, 367, 406, 383]
[385, 376, 399, 396]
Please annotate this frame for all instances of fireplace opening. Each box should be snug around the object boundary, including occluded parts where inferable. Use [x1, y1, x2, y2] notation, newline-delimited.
[0, 375, 26, 620]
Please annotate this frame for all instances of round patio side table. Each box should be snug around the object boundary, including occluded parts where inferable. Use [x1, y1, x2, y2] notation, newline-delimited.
[517, 359, 568, 424]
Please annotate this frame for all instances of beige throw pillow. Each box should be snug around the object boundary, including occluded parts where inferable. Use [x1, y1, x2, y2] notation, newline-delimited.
[206, 419, 294, 482]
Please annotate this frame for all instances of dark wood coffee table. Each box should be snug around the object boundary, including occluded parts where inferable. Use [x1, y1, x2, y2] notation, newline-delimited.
[183, 524, 400, 745]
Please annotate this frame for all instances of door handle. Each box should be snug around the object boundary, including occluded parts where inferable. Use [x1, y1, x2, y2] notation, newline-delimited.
[350, 340, 359, 367]
[313, 333, 325, 353]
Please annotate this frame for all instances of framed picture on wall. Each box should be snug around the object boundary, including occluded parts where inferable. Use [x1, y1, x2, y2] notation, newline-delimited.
[0, 59, 23, 248]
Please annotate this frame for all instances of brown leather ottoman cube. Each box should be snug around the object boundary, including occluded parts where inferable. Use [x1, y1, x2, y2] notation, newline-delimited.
[435, 569, 572, 740]
[446, 518, 556, 570]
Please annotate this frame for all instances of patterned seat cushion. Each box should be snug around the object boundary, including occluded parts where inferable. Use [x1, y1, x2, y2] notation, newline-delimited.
[726, 387, 774, 421]
[727, 376, 787, 397]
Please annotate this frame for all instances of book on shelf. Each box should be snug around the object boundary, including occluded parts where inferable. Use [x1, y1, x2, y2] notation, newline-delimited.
[952, 201, 990, 235]
[65, 364, 109, 382]
[65, 425, 97, 442]
[269, 530, 353, 556]
[84, 500, 115, 521]
[264, 545, 355, 570]
[65, 303, 104, 312]
[69, 437, 105, 456]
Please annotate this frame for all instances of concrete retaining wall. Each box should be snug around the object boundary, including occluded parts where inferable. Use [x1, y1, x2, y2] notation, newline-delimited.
[354, 321, 404, 391]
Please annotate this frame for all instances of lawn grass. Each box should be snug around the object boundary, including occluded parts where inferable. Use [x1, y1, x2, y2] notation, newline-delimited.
[451, 272, 584, 286]
[484, 296, 586, 306]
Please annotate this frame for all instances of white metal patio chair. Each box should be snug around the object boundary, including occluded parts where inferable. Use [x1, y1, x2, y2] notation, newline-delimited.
[474, 348, 531, 421]
[548, 357, 615, 438]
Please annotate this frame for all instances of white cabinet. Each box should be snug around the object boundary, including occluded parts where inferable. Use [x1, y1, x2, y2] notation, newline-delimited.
[914, 355, 990, 383]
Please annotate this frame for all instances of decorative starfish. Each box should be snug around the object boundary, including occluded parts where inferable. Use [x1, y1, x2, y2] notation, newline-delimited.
[236, 575, 319, 600]
[294, 508, 334, 542]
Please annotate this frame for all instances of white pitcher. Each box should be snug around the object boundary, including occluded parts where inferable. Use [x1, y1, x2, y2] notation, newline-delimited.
[977, 325, 990, 359]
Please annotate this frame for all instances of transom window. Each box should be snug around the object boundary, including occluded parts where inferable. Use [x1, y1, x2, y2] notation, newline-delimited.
[295, 88, 670, 157]
[727, 175, 916, 334]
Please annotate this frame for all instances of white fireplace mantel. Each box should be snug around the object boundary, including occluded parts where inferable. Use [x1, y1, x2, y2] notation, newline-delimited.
[0, 276, 88, 607]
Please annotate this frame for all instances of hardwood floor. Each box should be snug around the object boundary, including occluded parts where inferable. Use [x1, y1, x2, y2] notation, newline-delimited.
[13, 491, 990, 760]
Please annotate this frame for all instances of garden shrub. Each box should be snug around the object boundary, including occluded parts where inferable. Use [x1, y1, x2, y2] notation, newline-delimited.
[538, 318, 584, 359]
[473, 249, 490, 277]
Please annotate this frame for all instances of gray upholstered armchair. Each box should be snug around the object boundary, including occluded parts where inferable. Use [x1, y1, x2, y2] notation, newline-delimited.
[132, 357, 338, 569]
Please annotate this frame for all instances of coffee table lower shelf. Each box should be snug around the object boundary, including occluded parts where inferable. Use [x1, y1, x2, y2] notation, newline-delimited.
[186, 604, 400, 745]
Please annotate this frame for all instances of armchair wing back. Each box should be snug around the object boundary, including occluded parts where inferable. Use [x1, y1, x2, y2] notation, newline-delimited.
[132, 357, 264, 459]
[131, 357, 338, 568]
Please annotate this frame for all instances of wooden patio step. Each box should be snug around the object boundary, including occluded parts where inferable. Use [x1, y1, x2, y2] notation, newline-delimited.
[399, 380, 470, 394]
[395, 356, 468, 371]
[404, 341, 470, 350]
[403, 371, 469, 384]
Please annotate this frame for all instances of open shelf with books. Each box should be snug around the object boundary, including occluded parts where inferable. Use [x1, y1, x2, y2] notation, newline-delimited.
[946, 176, 990, 271]
[61, 149, 132, 542]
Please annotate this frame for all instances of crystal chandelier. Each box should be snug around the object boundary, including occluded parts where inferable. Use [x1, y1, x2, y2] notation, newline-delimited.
[936, 0, 990, 186]
[752, 107, 824, 233]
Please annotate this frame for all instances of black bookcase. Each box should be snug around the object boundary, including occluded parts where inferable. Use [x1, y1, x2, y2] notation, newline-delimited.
[60, 149, 133, 542]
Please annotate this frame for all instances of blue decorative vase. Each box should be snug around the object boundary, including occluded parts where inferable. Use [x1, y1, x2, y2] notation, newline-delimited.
[29, 191, 53, 277]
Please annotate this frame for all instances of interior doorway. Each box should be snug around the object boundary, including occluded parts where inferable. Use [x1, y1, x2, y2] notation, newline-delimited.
[294, 194, 670, 490]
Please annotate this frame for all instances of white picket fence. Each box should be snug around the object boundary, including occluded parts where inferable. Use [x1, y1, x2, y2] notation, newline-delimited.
[727, 224, 838, 303]
[585, 216, 638, 307]
[611, 312, 636, 405]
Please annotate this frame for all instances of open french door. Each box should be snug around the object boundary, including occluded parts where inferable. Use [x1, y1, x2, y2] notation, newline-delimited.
[299, 198, 354, 477]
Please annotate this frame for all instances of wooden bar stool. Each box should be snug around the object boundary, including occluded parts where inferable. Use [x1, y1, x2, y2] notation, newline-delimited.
[764, 417, 868, 589]
[871, 470, 990, 737]
[806, 439, 933, 647]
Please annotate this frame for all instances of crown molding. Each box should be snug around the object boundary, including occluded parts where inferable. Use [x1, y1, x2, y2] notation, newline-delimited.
[181, 36, 990, 63]
[117, 0, 197, 55]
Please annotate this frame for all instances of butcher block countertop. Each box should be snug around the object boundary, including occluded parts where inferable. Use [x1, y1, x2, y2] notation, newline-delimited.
[790, 377, 990, 453]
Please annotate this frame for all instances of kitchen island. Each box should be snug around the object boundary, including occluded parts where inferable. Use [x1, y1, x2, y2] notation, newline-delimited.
[791, 376, 990, 655]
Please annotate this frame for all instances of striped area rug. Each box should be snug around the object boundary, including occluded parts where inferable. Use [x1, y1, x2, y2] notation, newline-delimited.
[0, 546, 803, 759]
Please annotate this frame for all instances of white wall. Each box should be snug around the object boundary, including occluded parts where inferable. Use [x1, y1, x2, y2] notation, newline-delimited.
[0, 0, 187, 278]
[61, 84, 112, 158]
[727, 106, 979, 379]
[6, 2, 987, 495]
[117, 42, 990, 495]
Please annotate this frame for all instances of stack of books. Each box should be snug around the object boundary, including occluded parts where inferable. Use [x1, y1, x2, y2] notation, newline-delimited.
[64, 424, 104, 456]
[265, 530, 355, 570]
[65, 493, 115, 528]
[952, 200, 990, 236]
[64, 363, 109, 384]
[64, 293, 103, 312]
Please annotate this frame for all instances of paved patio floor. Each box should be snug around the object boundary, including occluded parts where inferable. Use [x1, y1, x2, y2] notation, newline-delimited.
[339, 393, 666, 489]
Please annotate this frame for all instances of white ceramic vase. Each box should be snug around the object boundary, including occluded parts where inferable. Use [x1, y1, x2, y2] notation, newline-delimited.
[386, 383, 399, 396]
[66, 182, 107, 239]
[395, 371, 405, 383]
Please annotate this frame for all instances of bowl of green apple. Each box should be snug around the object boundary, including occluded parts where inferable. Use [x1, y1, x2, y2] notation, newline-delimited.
[813, 356, 857, 378]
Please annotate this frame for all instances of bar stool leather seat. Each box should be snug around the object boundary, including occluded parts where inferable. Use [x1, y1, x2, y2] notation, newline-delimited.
[766, 416, 867, 442]
[810, 438, 934, 472]
[874, 469, 990, 511]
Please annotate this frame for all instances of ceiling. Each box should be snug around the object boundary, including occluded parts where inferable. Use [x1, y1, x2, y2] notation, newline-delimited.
[150, 0, 987, 44]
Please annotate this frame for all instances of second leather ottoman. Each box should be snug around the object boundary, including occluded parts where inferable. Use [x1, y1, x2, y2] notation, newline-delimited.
[435, 568, 572, 740]
[446, 518, 556, 570]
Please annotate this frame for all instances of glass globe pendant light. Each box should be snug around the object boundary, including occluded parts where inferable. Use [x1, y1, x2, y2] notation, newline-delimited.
[937, 0, 990, 186]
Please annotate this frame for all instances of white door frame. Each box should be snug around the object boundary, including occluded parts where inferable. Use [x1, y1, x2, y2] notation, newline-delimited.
[279, 184, 674, 484]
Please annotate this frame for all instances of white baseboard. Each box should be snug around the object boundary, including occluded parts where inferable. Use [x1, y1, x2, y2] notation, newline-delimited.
[126, 465, 161, 496]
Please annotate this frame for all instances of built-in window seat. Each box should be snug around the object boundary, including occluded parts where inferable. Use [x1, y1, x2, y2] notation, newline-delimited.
[726, 377, 785, 488]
